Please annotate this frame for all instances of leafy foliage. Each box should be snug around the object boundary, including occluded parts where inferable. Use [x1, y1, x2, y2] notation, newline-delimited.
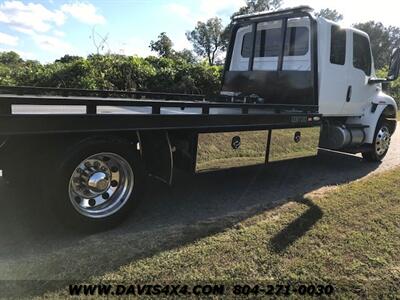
[186, 17, 226, 66]
[0, 51, 24, 65]
[315, 8, 343, 22]
[150, 32, 198, 64]
[236, 0, 283, 15]
[149, 32, 174, 58]
[354, 21, 400, 70]
[0, 51, 223, 96]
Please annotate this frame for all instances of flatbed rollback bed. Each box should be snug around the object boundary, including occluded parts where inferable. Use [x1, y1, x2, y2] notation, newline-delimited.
[0, 6, 398, 231]
[0, 85, 321, 230]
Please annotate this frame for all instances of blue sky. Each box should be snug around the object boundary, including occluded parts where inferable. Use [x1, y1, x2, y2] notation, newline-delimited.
[0, 0, 398, 63]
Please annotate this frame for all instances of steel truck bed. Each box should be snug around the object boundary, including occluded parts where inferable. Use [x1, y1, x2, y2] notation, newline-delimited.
[0, 85, 321, 230]
[0, 86, 320, 136]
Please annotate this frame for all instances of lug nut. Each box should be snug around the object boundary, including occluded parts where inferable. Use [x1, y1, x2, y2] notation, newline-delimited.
[102, 193, 110, 200]
[111, 166, 118, 173]
[74, 196, 81, 204]
[111, 180, 118, 187]
[88, 199, 96, 207]
[94, 161, 101, 168]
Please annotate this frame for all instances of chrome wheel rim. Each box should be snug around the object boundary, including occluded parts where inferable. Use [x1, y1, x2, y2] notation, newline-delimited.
[375, 126, 391, 156]
[68, 152, 134, 219]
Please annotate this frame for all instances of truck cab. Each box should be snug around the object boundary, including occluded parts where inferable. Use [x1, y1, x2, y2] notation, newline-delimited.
[319, 18, 379, 117]
[222, 6, 399, 161]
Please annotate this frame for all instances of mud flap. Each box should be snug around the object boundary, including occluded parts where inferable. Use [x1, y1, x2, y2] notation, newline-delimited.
[139, 131, 173, 185]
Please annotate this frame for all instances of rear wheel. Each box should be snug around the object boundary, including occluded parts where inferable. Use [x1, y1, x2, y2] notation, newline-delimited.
[362, 119, 392, 162]
[69, 152, 135, 219]
[45, 138, 145, 231]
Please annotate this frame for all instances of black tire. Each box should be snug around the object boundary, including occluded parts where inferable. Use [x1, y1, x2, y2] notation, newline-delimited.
[43, 137, 145, 232]
[362, 118, 392, 162]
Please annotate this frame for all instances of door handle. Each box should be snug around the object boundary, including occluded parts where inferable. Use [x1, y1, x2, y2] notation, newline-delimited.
[346, 86, 352, 102]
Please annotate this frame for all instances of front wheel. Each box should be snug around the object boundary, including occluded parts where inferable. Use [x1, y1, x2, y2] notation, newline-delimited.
[362, 120, 392, 162]
[44, 138, 145, 231]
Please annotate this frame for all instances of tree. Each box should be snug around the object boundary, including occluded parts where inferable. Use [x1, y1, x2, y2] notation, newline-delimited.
[149, 32, 174, 58]
[173, 49, 197, 64]
[315, 8, 343, 22]
[388, 26, 400, 53]
[236, 0, 283, 15]
[186, 17, 225, 66]
[354, 21, 400, 69]
[55, 55, 83, 64]
[223, 0, 283, 47]
[0, 51, 23, 65]
[90, 26, 110, 54]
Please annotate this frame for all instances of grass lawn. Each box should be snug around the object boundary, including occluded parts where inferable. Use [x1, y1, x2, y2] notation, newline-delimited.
[42, 167, 400, 298]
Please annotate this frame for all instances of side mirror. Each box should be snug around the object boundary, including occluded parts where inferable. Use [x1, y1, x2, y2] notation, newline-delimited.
[368, 47, 400, 84]
[387, 47, 400, 81]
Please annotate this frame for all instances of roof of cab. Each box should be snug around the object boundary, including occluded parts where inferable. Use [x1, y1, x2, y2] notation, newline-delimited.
[233, 5, 313, 22]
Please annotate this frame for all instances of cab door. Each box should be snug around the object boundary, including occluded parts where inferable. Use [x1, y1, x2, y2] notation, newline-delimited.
[342, 31, 376, 115]
[318, 24, 348, 116]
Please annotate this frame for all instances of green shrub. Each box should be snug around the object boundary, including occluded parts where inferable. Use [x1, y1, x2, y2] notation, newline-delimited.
[0, 51, 223, 96]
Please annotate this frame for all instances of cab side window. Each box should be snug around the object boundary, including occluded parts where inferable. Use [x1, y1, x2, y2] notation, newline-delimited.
[353, 33, 372, 75]
[330, 25, 346, 65]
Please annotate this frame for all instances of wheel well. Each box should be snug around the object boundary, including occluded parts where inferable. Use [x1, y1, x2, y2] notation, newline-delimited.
[10, 132, 139, 162]
[137, 130, 198, 185]
[382, 105, 397, 134]
[66, 134, 139, 152]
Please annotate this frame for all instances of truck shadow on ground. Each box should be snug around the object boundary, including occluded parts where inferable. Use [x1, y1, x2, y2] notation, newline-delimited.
[0, 150, 381, 297]
[269, 196, 323, 253]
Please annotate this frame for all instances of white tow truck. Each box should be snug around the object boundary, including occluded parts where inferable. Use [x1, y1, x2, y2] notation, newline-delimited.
[223, 6, 398, 161]
[0, 6, 398, 230]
